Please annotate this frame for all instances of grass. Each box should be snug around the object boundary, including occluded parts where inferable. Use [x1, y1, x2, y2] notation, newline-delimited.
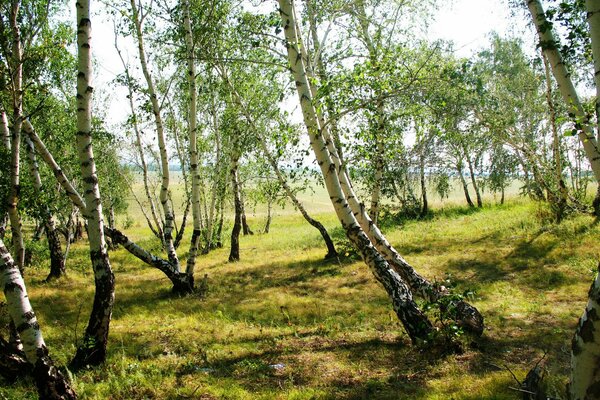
[1, 186, 599, 399]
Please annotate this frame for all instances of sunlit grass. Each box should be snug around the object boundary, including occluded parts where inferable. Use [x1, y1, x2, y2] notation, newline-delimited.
[1, 186, 599, 398]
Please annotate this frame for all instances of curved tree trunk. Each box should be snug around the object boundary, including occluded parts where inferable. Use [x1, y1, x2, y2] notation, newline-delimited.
[219, 70, 338, 259]
[229, 150, 242, 262]
[287, 0, 483, 336]
[23, 121, 194, 295]
[131, 0, 180, 269]
[527, 0, 600, 183]
[70, 0, 115, 370]
[0, 238, 77, 399]
[7, 1, 25, 273]
[458, 162, 475, 208]
[279, 0, 432, 343]
[24, 136, 65, 281]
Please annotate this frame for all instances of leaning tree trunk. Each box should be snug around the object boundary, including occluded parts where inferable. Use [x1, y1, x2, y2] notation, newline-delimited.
[465, 154, 483, 208]
[570, 264, 600, 400]
[240, 187, 254, 236]
[131, 0, 181, 270]
[219, 70, 338, 259]
[24, 136, 65, 281]
[229, 149, 242, 262]
[456, 161, 474, 207]
[23, 121, 193, 295]
[69, 0, 116, 370]
[0, 238, 77, 399]
[7, 1, 25, 273]
[279, 0, 432, 343]
[290, 0, 482, 336]
[527, 0, 600, 183]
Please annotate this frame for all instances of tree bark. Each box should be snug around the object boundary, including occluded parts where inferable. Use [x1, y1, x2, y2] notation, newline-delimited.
[182, 0, 201, 286]
[287, 0, 482, 335]
[526, 0, 600, 183]
[130, 0, 180, 268]
[69, 0, 116, 370]
[229, 148, 242, 262]
[218, 68, 338, 259]
[0, 238, 77, 399]
[7, 0, 25, 273]
[457, 162, 475, 208]
[570, 264, 600, 400]
[23, 136, 66, 281]
[279, 0, 432, 343]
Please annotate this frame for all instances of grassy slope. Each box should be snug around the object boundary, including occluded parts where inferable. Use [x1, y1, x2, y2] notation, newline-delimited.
[1, 195, 599, 399]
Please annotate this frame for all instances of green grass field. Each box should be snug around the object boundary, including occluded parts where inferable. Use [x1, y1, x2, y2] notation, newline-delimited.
[1, 180, 599, 399]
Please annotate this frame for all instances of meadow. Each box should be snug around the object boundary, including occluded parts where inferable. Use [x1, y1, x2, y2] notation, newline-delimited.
[1, 180, 599, 399]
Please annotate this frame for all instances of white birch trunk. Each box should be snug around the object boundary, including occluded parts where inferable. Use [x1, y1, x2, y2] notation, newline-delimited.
[526, 0, 600, 182]
[586, 0, 600, 140]
[183, 0, 201, 283]
[278, 0, 432, 343]
[570, 266, 600, 400]
[0, 238, 76, 399]
[130, 0, 180, 268]
[70, 0, 115, 369]
[7, 0, 25, 271]
[286, 0, 482, 335]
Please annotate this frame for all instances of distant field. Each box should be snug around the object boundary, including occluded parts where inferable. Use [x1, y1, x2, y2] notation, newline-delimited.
[122, 172, 528, 233]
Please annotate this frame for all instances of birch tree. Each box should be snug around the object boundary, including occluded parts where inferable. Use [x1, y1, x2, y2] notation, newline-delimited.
[69, 0, 115, 370]
[0, 238, 77, 399]
[277, 0, 484, 340]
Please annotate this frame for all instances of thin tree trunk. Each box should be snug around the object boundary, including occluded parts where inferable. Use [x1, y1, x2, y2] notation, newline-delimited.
[0, 239, 77, 399]
[182, 0, 201, 286]
[543, 52, 568, 222]
[464, 151, 482, 208]
[229, 150, 242, 262]
[279, 0, 432, 343]
[458, 162, 475, 207]
[527, 0, 600, 183]
[130, 0, 180, 269]
[24, 136, 65, 281]
[114, 39, 164, 243]
[264, 200, 272, 234]
[24, 121, 194, 295]
[240, 186, 254, 235]
[69, 0, 115, 370]
[7, 1, 25, 272]
[219, 71, 338, 259]
[419, 150, 428, 217]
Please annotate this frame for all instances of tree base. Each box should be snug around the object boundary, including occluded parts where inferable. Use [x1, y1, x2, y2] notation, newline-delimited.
[69, 343, 106, 372]
[455, 300, 485, 337]
[34, 357, 77, 400]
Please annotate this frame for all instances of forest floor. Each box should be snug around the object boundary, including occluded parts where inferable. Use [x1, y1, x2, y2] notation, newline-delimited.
[2, 196, 599, 399]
